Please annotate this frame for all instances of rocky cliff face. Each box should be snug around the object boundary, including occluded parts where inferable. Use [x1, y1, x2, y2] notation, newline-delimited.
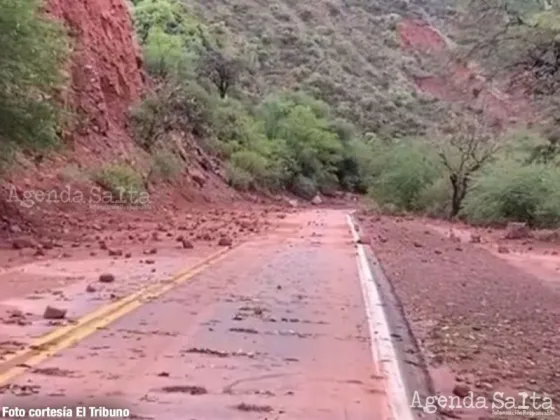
[1, 0, 145, 235]
[46, 0, 144, 161]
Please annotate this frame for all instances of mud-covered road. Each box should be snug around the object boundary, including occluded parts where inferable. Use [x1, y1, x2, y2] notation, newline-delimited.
[0, 210, 392, 419]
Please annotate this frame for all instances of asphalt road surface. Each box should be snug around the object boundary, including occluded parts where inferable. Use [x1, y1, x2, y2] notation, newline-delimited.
[0, 210, 394, 419]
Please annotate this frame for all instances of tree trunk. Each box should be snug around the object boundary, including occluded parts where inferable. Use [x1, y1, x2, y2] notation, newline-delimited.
[450, 176, 461, 219]
[449, 174, 469, 219]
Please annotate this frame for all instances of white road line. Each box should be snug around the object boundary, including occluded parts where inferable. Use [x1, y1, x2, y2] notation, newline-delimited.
[346, 214, 415, 420]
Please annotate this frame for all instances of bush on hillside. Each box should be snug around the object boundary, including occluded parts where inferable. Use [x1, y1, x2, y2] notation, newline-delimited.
[462, 159, 560, 228]
[133, 0, 209, 49]
[291, 174, 318, 200]
[130, 81, 213, 151]
[417, 176, 452, 217]
[94, 163, 146, 204]
[0, 0, 67, 159]
[151, 150, 181, 181]
[130, 0, 379, 199]
[226, 162, 253, 191]
[143, 27, 198, 78]
[368, 141, 441, 211]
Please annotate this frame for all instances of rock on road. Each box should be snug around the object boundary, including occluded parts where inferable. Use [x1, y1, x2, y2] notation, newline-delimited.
[0, 210, 392, 419]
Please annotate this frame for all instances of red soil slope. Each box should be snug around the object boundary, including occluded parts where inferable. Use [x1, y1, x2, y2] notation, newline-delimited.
[0, 0, 246, 241]
[47, 0, 144, 160]
[398, 19, 534, 126]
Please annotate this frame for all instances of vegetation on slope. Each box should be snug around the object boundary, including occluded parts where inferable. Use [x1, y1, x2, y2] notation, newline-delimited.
[0, 0, 67, 163]
[1, 0, 560, 228]
[129, 0, 378, 197]
[127, 0, 560, 227]
[179, 0, 454, 139]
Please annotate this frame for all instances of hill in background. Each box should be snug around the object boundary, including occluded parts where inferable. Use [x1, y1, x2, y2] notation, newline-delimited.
[181, 0, 457, 138]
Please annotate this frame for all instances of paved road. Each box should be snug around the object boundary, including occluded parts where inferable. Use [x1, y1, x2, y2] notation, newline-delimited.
[0, 210, 390, 419]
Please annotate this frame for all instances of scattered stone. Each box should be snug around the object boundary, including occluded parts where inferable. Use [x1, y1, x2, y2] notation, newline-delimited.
[469, 234, 481, 244]
[218, 237, 233, 247]
[9, 224, 22, 234]
[190, 170, 207, 188]
[43, 306, 67, 320]
[144, 248, 157, 255]
[235, 403, 273, 413]
[184, 347, 229, 358]
[124, 252, 132, 258]
[181, 239, 194, 249]
[12, 238, 35, 250]
[504, 222, 531, 240]
[98, 273, 115, 283]
[229, 327, 259, 334]
[41, 242, 54, 250]
[497, 245, 510, 254]
[448, 231, 461, 243]
[413, 241, 423, 248]
[108, 249, 123, 257]
[476, 381, 494, 391]
[34, 247, 45, 257]
[439, 407, 462, 419]
[31, 367, 75, 377]
[452, 384, 471, 398]
[160, 385, 207, 395]
[145, 259, 155, 265]
[287, 198, 299, 208]
[157, 372, 170, 377]
[311, 195, 323, 205]
[357, 236, 371, 245]
[86, 284, 96, 293]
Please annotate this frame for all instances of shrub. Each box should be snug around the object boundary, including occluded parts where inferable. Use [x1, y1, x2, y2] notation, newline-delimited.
[462, 159, 560, 228]
[368, 141, 441, 211]
[94, 163, 146, 203]
[133, 0, 208, 50]
[130, 81, 214, 151]
[337, 138, 381, 193]
[230, 149, 270, 182]
[143, 27, 197, 78]
[291, 174, 317, 199]
[316, 171, 340, 196]
[226, 163, 253, 190]
[151, 150, 181, 180]
[417, 176, 452, 217]
[0, 0, 67, 157]
[130, 0, 381, 199]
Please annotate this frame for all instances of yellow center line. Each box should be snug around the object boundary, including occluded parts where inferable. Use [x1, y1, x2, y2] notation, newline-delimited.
[0, 243, 244, 386]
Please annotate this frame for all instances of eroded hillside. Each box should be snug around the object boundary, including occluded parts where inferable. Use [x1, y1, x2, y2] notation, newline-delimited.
[183, 0, 456, 138]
